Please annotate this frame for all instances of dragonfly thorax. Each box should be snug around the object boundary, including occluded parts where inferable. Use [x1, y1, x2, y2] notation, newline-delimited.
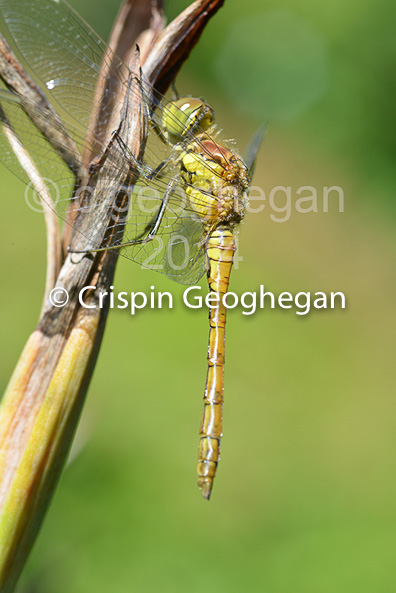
[180, 138, 248, 229]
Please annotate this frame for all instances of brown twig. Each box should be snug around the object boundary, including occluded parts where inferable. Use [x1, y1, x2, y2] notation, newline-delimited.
[144, 0, 225, 91]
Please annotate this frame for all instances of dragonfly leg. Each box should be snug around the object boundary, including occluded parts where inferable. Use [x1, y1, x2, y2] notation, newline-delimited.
[145, 154, 175, 181]
[149, 112, 168, 145]
[114, 132, 175, 181]
[67, 179, 175, 255]
[132, 178, 174, 244]
[170, 81, 180, 101]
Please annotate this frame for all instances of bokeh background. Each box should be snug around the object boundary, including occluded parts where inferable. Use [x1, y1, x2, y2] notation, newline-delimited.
[1, 0, 395, 591]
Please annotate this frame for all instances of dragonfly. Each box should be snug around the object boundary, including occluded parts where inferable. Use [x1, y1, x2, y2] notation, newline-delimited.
[0, 0, 260, 499]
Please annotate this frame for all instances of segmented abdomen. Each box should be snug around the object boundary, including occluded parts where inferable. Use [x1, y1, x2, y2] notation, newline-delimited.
[197, 227, 236, 499]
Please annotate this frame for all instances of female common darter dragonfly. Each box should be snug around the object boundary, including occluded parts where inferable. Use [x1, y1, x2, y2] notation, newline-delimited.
[0, 0, 260, 499]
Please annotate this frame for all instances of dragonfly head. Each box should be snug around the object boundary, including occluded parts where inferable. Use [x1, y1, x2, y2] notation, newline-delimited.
[162, 97, 215, 145]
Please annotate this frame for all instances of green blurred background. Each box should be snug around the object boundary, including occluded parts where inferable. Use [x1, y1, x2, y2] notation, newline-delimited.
[1, 0, 396, 591]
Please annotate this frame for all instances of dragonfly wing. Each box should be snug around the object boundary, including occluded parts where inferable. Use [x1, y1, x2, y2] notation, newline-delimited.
[0, 0, 130, 148]
[0, 87, 76, 220]
[114, 174, 206, 285]
[162, 217, 206, 285]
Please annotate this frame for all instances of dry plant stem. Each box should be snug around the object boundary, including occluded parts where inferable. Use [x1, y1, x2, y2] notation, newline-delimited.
[144, 0, 225, 93]
[0, 0, 225, 591]
[109, 0, 165, 64]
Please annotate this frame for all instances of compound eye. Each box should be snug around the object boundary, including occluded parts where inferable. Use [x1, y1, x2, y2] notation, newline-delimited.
[175, 98, 215, 132]
[177, 97, 204, 114]
[161, 98, 198, 139]
[162, 97, 215, 143]
[178, 98, 205, 129]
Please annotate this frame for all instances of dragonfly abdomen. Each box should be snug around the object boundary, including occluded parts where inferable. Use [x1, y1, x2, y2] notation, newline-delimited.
[197, 227, 236, 499]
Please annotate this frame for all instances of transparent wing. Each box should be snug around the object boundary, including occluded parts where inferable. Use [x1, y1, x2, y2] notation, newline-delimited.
[0, 0, 128, 145]
[0, 87, 207, 283]
[112, 169, 207, 285]
[118, 200, 207, 285]
[0, 86, 76, 218]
